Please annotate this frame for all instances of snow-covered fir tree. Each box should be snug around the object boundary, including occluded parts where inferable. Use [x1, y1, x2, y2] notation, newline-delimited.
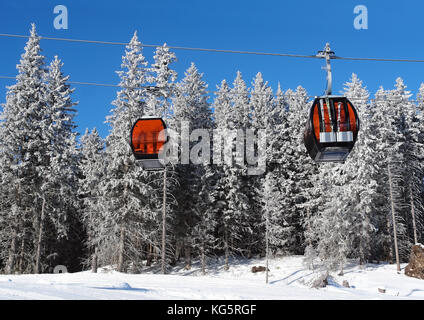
[281, 86, 316, 254]
[395, 79, 424, 247]
[0, 24, 48, 274]
[79, 128, 105, 272]
[383, 79, 416, 259]
[339, 74, 375, 265]
[214, 72, 253, 268]
[169, 62, 213, 269]
[37, 55, 81, 273]
[410, 84, 424, 244]
[266, 84, 288, 172]
[146, 44, 177, 118]
[191, 163, 220, 274]
[372, 84, 397, 261]
[0, 25, 80, 273]
[245, 72, 273, 256]
[260, 171, 289, 255]
[313, 182, 351, 273]
[102, 31, 155, 272]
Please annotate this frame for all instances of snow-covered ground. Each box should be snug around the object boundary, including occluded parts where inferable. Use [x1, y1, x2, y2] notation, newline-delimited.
[0, 255, 423, 300]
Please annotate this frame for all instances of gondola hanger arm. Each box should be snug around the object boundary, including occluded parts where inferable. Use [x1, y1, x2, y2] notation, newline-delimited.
[316, 43, 335, 96]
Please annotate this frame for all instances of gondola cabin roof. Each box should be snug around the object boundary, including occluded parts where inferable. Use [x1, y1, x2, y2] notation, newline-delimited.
[304, 96, 360, 163]
[130, 118, 167, 170]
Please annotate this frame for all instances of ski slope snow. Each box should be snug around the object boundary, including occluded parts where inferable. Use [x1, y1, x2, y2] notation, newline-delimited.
[0, 256, 423, 300]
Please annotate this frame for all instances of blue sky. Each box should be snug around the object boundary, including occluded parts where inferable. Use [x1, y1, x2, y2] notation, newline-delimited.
[0, 0, 423, 138]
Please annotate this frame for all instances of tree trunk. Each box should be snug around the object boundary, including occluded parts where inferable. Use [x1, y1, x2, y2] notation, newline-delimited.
[88, 210, 98, 273]
[358, 215, 369, 268]
[385, 215, 394, 262]
[35, 197, 46, 274]
[91, 246, 98, 273]
[388, 165, 401, 272]
[154, 245, 159, 261]
[5, 228, 17, 274]
[359, 245, 365, 267]
[246, 233, 252, 259]
[174, 240, 182, 265]
[18, 235, 25, 274]
[117, 224, 125, 272]
[201, 241, 206, 275]
[161, 168, 167, 274]
[247, 248, 252, 259]
[146, 243, 153, 267]
[409, 184, 418, 244]
[338, 264, 344, 276]
[7, 182, 21, 274]
[224, 230, 229, 271]
[184, 244, 191, 270]
[265, 207, 269, 284]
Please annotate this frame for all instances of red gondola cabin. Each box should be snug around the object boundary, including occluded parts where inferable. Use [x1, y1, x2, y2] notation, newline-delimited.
[303, 96, 360, 163]
[131, 118, 167, 170]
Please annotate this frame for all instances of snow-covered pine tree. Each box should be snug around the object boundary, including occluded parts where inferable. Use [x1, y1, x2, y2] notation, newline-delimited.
[250, 72, 272, 130]
[79, 128, 105, 272]
[411, 84, 424, 244]
[396, 81, 424, 247]
[191, 163, 220, 274]
[232, 71, 251, 129]
[246, 72, 273, 256]
[172, 63, 212, 129]
[339, 74, 375, 265]
[282, 86, 316, 254]
[213, 80, 233, 130]
[370, 81, 409, 263]
[169, 62, 213, 269]
[0, 24, 48, 274]
[146, 44, 177, 118]
[35, 55, 80, 273]
[102, 31, 154, 272]
[367, 86, 394, 261]
[312, 183, 351, 273]
[215, 72, 253, 268]
[208, 79, 232, 266]
[267, 83, 288, 172]
[384, 78, 417, 259]
[260, 171, 289, 256]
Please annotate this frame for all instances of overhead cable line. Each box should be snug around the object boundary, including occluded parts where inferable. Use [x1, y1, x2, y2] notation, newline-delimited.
[0, 75, 160, 90]
[0, 33, 320, 59]
[332, 56, 424, 63]
[1, 34, 423, 102]
[0, 75, 419, 103]
[2, 33, 424, 62]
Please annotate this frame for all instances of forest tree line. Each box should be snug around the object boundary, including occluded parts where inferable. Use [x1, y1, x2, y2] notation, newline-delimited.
[0, 25, 423, 274]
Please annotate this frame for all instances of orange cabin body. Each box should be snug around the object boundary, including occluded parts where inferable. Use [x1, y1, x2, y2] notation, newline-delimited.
[131, 118, 167, 161]
[304, 96, 360, 163]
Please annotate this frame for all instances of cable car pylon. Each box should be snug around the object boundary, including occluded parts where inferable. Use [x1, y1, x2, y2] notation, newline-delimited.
[303, 43, 360, 163]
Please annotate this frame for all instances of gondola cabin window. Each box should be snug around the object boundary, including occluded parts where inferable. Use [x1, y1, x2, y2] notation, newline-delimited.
[130, 118, 167, 170]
